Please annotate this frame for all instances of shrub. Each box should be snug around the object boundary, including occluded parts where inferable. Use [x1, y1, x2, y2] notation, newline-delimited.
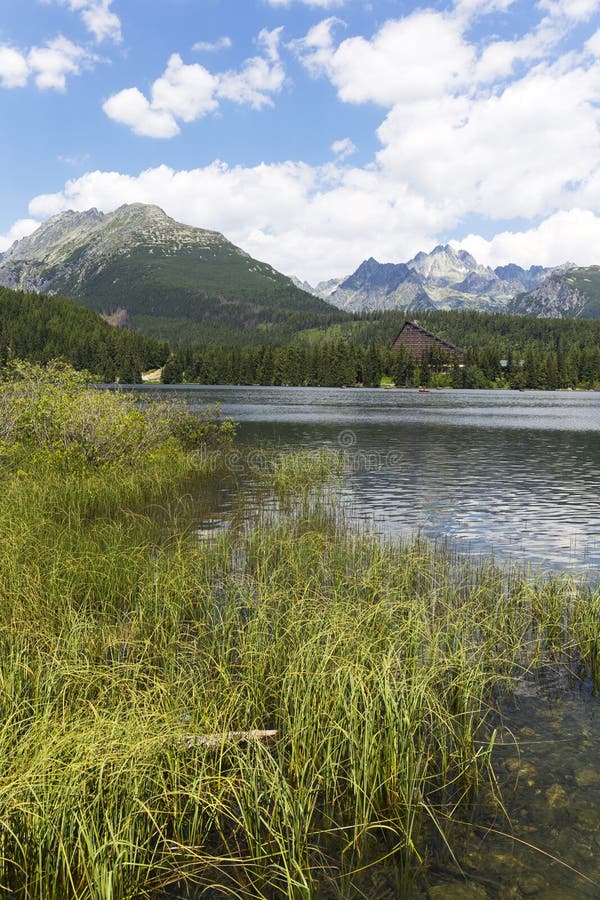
[0, 359, 234, 469]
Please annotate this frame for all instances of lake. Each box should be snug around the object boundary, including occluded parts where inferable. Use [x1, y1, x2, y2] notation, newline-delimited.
[131, 384, 600, 897]
[136, 385, 600, 576]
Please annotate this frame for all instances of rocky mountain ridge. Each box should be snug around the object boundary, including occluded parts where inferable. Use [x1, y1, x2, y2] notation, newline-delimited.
[509, 266, 600, 318]
[308, 245, 555, 314]
[0, 204, 337, 343]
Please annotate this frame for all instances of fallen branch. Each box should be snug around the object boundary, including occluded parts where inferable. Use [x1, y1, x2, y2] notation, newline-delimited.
[182, 729, 278, 750]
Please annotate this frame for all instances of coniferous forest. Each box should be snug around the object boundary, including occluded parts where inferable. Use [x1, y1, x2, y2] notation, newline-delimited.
[163, 309, 600, 390]
[0, 287, 169, 382]
[3, 283, 600, 389]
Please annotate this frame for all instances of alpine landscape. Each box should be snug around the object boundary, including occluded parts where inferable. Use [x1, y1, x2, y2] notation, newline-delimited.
[2, 0, 600, 898]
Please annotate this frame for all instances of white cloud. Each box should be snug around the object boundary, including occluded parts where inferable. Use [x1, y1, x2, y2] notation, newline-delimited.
[102, 88, 180, 138]
[104, 29, 286, 137]
[538, 0, 600, 23]
[50, 0, 122, 43]
[6, 4, 600, 282]
[291, 6, 600, 232]
[585, 27, 600, 55]
[453, 0, 516, 21]
[58, 152, 91, 166]
[18, 155, 600, 282]
[193, 37, 232, 53]
[25, 162, 448, 282]
[331, 137, 356, 160]
[151, 55, 219, 122]
[294, 13, 475, 106]
[0, 46, 30, 88]
[0, 218, 40, 252]
[0, 36, 97, 92]
[28, 36, 96, 90]
[456, 209, 600, 268]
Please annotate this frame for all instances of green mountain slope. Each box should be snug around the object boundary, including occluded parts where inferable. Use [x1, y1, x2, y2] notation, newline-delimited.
[0, 204, 344, 344]
[0, 286, 168, 381]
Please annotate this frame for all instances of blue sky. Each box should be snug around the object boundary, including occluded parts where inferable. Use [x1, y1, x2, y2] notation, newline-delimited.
[1, 0, 600, 281]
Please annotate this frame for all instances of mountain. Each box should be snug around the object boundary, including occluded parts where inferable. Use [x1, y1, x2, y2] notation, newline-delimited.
[291, 275, 316, 295]
[0, 285, 167, 382]
[320, 257, 435, 313]
[494, 263, 550, 291]
[316, 245, 553, 315]
[0, 204, 340, 344]
[510, 267, 600, 318]
[314, 277, 343, 300]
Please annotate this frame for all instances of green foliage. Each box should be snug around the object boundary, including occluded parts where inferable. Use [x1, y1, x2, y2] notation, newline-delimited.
[0, 360, 234, 469]
[0, 285, 169, 381]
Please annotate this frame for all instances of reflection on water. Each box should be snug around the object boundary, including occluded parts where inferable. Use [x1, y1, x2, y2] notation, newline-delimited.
[137, 385, 600, 575]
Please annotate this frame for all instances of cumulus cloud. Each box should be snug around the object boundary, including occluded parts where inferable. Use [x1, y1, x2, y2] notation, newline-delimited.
[25, 162, 447, 281]
[456, 210, 600, 268]
[0, 218, 40, 252]
[29, 36, 96, 90]
[292, 4, 600, 228]
[15, 156, 600, 282]
[102, 88, 180, 138]
[0, 46, 30, 88]
[50, 0, 122, 43]
[538, 0, 600, 23]
[295, 13, 477, 106]
[104, 28, 285, 137]
[6, 3, 600, 281]
[0, 36, 97, 91]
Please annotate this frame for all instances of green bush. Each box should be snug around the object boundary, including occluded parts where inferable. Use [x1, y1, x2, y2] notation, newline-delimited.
[0, 359, 234, 469]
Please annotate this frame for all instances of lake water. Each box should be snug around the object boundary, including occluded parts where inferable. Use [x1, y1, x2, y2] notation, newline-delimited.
[134, 384, 600, 898]
[137, 385, 600, 576]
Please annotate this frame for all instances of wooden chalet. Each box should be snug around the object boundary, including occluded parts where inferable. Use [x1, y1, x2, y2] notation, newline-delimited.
[391, 321, 465, 364]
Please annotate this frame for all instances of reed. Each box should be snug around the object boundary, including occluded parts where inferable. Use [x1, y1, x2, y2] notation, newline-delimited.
[0, 367, 598, 898]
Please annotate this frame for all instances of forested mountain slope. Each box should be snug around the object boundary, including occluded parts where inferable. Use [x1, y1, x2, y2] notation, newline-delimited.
[0, 286, 168, 382]
[0, 204, 344, 344]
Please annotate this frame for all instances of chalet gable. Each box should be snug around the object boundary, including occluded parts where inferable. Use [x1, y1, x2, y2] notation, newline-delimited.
[391, 321, 465, 364]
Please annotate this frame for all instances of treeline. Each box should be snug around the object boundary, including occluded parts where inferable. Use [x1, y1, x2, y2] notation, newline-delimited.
[163, 337, 600, 390]
[302, 308, 600, 355]
[0, 287, 169, 382]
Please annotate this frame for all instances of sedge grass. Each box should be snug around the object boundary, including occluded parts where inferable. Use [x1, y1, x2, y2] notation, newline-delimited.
[0, 391, 598, 896]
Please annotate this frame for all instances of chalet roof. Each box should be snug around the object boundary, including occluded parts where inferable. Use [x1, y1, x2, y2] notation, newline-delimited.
[392, 320, 464, 360]
[394, 320, 460, 351]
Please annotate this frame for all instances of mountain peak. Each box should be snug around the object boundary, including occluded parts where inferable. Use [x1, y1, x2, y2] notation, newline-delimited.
[111, 202, 170, 220]
[322, 244, 556, 315]
[0, 203, 335, 343]
[407, 243, 480, 281]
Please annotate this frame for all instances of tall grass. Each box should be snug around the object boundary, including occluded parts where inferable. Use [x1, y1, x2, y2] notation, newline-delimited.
[0, 365, 598, 898]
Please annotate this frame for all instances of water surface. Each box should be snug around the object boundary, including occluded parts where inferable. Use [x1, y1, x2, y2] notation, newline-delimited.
[137, 386, 600, 575]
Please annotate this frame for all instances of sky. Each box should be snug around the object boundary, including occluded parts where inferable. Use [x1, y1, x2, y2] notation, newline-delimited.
[1, 0, 600, 283]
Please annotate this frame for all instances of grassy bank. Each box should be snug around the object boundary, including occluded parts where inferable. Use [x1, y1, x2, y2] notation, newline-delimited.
[0, 364, 598, 898]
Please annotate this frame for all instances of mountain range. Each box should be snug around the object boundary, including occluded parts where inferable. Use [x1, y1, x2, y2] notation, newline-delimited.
[0, 204, 338, 344]
[1, 205, 599, 340]
[297, 245, 564, 315]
